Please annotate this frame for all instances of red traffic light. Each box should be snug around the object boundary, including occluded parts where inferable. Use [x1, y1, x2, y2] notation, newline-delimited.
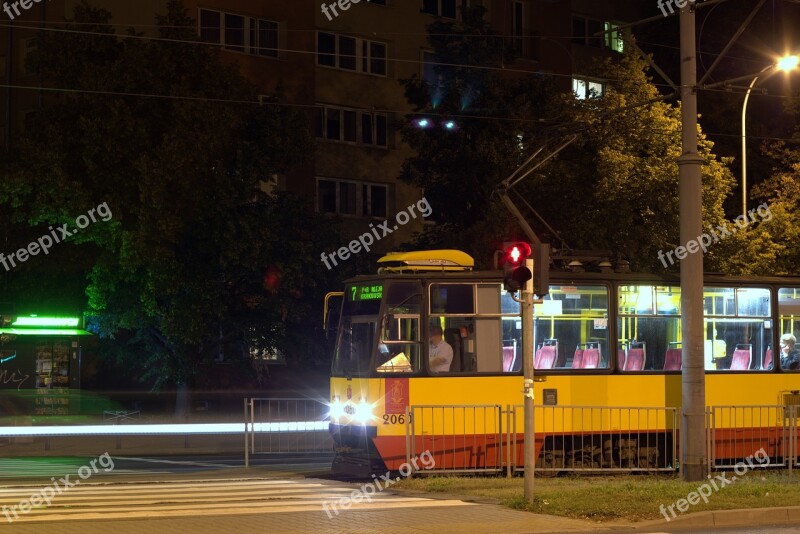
[504, 242, 531, 266]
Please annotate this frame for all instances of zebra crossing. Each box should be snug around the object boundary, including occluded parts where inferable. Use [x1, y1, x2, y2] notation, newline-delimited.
[0, 477, 475, 523]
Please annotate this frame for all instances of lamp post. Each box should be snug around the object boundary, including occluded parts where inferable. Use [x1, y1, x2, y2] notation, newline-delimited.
[741, 55, 799, 219]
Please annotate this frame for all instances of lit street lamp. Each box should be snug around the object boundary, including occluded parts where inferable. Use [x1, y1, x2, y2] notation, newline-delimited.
[741, 55, 799, 219]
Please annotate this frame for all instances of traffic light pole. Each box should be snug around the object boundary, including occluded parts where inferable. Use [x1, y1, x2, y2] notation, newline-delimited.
[522, 258, 535, 503]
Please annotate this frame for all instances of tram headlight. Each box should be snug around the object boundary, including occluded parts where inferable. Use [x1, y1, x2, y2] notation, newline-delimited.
[329, 401, 345, 420]
[353, 401, 375, 424]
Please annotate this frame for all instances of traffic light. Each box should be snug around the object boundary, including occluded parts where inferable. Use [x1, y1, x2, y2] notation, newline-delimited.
[502, 242, 532, 292]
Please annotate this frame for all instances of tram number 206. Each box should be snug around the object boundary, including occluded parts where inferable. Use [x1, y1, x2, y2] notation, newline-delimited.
[383, 414, 412, 425]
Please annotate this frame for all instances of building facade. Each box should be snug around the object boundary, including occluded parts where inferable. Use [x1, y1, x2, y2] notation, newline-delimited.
[1, 0, 643, 253]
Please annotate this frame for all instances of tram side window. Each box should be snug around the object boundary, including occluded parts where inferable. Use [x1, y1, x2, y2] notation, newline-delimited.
[618, 285, 681, 371]
[778, 288, 800, 371]
[428, 283, 519, 374]
[430, 284, 473, 315]
[533, 285, 610, 370]
[704, 287, 771, 371]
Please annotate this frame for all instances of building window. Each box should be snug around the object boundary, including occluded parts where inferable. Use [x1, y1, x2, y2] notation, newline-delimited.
[198, 9, 279, 58]
[572, 77, 604, 99]
[318, 179, 337, 213]
[252, 19, 279, 57]
[199, 10, 221, 43]
[339, 182, 358, 215]
[362, 184, 388, 217]
[422, 51, 437, 85]
[422, 0, 468, 19]
[604, 22, 623, 53]
[369, 42, 387, 76]
[339, 36, 357, 70]
[573, 16, 624, 52]
[316, 105, 389, 147]
[317, 178, 390, 217]
[317, 32, 387, 76]
[318, 32, 336, 67]
[224, 13, 245, 52]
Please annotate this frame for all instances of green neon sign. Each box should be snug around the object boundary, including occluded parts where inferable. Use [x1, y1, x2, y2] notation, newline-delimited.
[12, 316, 80, 327]
[349, 284, 383, 302]
[0, 328, 90, 336]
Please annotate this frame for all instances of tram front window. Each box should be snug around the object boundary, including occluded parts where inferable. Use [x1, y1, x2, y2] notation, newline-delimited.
[332, 283, 382, 377]
[377, 282, 422, 374]
[334, 319, 376, 375]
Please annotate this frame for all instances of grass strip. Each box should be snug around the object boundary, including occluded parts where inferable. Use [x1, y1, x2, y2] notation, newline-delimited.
[396, 472, 800, 522]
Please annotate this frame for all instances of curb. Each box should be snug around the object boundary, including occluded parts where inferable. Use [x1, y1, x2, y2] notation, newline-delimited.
[631, 505, 800, 531]
[389, 486, 635, 532]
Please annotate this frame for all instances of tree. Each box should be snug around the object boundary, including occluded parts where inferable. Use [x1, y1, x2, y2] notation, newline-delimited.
[727, 100, 800, 276]
[541, 48, 735, 272]
[1, 1, 336, 401]
[400, 8, 737, 272]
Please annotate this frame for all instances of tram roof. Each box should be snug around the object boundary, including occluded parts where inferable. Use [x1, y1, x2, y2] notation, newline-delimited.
[345, 269, 800, 286]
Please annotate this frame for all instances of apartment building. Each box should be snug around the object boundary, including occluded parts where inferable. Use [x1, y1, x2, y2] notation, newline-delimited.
[1, 1, 643, 251]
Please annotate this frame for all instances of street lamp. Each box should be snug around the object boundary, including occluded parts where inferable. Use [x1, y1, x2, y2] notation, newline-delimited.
[741, 55, 799, 219]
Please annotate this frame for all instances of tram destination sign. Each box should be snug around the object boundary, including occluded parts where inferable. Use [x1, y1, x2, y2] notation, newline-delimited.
[350, 284, 383, 301]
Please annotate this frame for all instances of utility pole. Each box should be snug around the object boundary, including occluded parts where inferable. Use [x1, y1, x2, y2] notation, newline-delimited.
[679, 2, 707, 482]
[522, 257, 535, 503]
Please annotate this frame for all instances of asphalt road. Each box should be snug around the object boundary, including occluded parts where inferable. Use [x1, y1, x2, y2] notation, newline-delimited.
[0, 454, 333, 482]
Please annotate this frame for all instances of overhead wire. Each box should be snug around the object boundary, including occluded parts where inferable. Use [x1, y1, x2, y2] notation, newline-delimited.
[0, 8, 798, 138]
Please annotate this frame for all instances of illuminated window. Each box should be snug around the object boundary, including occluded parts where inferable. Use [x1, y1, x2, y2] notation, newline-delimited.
[618, 285, 681, 371]
[703, 287, 771, 371]
[776, 288, 800, 371]
[534, 285, 610, 370]
[572, 77, 604, 99]
[573, 16, 624, 52]
[604, 22, 623, 53]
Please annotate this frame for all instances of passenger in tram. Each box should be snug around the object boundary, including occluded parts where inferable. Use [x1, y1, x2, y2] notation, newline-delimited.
[429, 325, 454, 372]
[780, 334, 800, 370]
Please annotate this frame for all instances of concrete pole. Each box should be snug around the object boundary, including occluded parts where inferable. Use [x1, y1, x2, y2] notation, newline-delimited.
[679, 4, 707, 482]
[523, 258, 535, 502]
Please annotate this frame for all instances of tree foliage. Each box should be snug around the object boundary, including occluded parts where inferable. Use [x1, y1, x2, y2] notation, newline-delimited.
[400, 7, 737, 273]
[1, 1, 335, 389]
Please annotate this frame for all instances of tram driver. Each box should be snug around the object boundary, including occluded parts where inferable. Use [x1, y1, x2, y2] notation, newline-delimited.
[780, 333, 800, 370]
[429, 325, 453, 373]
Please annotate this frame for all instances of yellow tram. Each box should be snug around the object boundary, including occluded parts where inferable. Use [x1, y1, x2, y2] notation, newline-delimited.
[327, 250, 800, 476]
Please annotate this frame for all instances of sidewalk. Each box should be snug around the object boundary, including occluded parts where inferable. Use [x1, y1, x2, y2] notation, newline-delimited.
[1, 466, 798, 533]
[392, 485, 800, 533]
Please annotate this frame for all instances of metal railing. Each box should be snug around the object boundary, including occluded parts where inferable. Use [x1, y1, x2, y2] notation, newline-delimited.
[404, 404, 678, 475]
[706, 405, 798, 472]
[405, 404, 504, 474]
[509, 405, 678, 474]
[244, 398, 332, 466]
